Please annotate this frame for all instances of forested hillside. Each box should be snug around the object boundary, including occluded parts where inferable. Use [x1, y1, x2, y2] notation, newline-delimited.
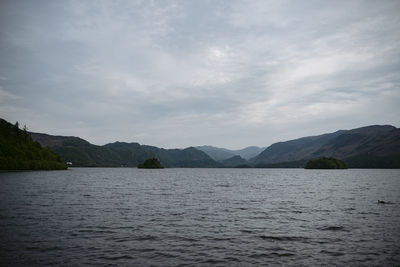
[0, 119, 67, 170]
[30, 134, 220, 168]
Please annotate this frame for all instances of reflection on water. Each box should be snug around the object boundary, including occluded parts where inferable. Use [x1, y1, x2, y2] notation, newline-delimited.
[1, 168, 399, 265]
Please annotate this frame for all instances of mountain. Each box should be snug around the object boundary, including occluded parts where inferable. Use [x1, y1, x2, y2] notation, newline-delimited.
[0, 119, 67, 170]
[219, 155, 248, 167]
[31, 133, 123, 167]
[5, 116, 398, 169]
[104, 142, 220, 167]
[312, 125, 400, 168]
[233, 146, 265, 160]
[311, 125, 397, 158]
[31, 133, 220, 168]
[196, 145, 265, 161]
[252, 125, 400, 168]
[195, 145, 236, 161]
[251, 130, 346, 165]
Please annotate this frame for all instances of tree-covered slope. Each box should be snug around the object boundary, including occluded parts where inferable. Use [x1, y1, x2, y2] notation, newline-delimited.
[138, 158, 164, 169]
[30, 134, 220, 168]
[105, 143, 221, 167]
[251, 130, 346, 165]
[219, 155, 248, 167]
[305, 157, 347, 169]
[31, 133, 124, 167]
[311, 125, 396, 159]
[0, 119, 67, 170]
[196, 145, 236, 161]
[310, 125, 400, 168]
[253, 125, 400, 168]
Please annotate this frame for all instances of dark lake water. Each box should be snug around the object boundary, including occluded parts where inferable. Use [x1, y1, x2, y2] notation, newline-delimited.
[1, 168, 399, 266]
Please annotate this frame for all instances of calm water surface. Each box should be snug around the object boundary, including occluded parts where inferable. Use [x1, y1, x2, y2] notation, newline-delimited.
[0, 168, 399, 266]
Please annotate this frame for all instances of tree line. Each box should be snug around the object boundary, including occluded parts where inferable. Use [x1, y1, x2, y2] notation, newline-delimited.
[0, 119, 67, 170]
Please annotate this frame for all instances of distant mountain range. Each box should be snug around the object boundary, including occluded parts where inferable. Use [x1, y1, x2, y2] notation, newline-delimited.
[251, 125, 400, 168]
[196, 145, 265, 160]
[1, 116, 394, 168]
[30, 133, 219, 168]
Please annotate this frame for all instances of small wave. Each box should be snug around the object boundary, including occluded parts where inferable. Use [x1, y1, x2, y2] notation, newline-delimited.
[25, 246, 63, 252]
[216, 184, 230, 187]
[170, 212, 185, 216]
[114, 238, 132, 243]
[259, 235, 309, 242]
[223, 256, 241, 262]
[176, 236, 198, 242]
[113, 226, 138, 230]
[250, 252, 295, 258]
[199, 258, 226, 264]
[291, 210, 303, 214]
[135, 234, 157, 241]
[136, 248, 155, 253]
[155, 252, 176, 258]
[320, 250, 345, 256]
[358, 211, 379, 215]
[377, 200, 394, 205]
[270, 252, 295, 257]
[318, 226, 348, 232]
[78, 229, 116, 234]
[100, 255, 135, 260]
[210, 236, 233, 241]
[344, 207, 355, 211]
[315, 238, 342, 244]
[249, 253, 270, 259]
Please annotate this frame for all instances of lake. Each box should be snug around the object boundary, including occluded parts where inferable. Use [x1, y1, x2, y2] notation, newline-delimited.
[0, 168, 399, 266]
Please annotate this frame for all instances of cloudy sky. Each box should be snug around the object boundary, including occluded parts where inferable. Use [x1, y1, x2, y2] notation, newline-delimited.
[1, 0, 399, 149]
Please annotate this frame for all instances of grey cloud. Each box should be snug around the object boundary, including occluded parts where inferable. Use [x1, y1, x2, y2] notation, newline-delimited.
[0, 0, 399, 149]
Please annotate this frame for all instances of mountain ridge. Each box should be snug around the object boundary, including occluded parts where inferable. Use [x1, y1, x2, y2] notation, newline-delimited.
[30, 132, 220, 168]
[1, 116, 395, 168]
[196, 145, 265, 161]
[252, 125, 399, 168]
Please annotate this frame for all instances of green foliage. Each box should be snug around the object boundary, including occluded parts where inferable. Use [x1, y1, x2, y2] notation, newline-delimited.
[344, 154, 400, 168]
[0, 119, 67, 170]
[30, 138, 220, 167]
[305, 157, 347, 169]
[137, 158, 164, 169]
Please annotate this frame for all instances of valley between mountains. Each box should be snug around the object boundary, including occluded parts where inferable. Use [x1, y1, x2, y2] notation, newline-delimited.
[29, 124, 400, 168]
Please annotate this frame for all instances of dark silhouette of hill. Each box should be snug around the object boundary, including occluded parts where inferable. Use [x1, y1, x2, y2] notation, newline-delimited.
[305, 157, 347, 169]
[252, 125, 400, 168]
[196, 145, 265, 160]
[311, 125, 397, 158]
[30, 133, 220, 167]
[251, 130, 346, 165]
[5, 116, 397, 169]
[195, 145, 236, 161]
[219, 155, 248, 167]
[137, 158, 164, 169]
[0, 119, 67, 170]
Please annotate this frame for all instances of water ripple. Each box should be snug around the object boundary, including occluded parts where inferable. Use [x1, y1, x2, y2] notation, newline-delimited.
[0, 168, 399, 266]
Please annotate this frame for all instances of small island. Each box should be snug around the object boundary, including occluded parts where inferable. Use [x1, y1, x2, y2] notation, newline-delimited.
[137, 158, 164, 169]
[305, 157, 348, 169]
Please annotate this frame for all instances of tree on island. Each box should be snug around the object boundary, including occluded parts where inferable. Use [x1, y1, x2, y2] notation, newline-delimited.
[305, 157, 347, 169]
[137, 157, 164, 169]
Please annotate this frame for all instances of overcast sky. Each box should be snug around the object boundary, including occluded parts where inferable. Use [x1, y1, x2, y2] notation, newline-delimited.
[1, 0, 399, 149]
